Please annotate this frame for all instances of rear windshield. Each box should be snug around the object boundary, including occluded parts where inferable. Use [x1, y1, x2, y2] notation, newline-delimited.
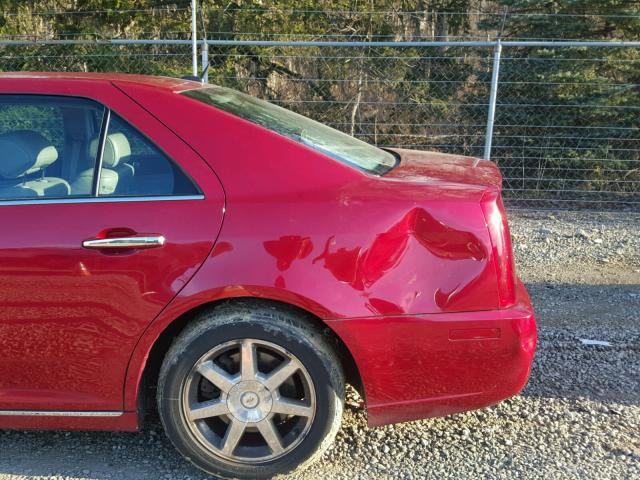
[181, 86, 397, 175]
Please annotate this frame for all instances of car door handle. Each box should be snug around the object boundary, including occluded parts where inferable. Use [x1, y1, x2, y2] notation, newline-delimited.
[82, 235, 166, 250]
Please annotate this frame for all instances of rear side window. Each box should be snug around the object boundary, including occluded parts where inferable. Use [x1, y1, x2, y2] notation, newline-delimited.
[0, 95, 104, 200]
[96, 112, 200, 197]
[181, 86, 398, 175]
[0, 95, 200, 202]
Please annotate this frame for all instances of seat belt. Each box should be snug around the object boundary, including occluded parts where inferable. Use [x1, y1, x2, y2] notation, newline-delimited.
[65, 133, 82, 182]
[61, 107, 88, 183]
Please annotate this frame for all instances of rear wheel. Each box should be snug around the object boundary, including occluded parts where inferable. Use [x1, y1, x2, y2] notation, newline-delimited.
[157, 303, 344, 479]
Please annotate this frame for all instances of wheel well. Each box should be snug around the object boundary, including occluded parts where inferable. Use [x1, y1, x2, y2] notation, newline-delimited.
[139, 297, 363, 423]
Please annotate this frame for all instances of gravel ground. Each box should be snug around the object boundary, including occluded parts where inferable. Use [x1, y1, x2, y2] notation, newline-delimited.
[1, 210, 638, 480]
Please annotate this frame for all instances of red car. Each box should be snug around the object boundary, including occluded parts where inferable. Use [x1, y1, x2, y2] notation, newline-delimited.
[0, 73, 536, 479]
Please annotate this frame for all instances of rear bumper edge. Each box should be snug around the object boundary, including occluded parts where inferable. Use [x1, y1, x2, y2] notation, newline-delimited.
[327, 279, 536, 427]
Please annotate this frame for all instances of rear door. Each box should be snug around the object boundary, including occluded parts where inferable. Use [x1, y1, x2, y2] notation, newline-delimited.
[0, 82, 224, 412]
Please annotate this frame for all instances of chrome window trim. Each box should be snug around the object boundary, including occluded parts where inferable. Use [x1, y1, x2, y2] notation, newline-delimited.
[0, 194, 205, 207]
[0, 410, 124, 417]
[92, 107, 111, 197]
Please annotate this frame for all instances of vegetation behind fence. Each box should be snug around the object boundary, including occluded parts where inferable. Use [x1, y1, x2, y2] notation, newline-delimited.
[0, 1, 638, 210]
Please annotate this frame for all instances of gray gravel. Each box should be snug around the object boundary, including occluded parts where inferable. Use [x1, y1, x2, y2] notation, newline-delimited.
[1, 210, 639, 480]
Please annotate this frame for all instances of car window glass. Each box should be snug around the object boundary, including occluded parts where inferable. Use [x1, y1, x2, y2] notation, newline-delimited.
[182, 86, 398, 175]
[0, 95, 104, 200]
[98, 113, 200, 197]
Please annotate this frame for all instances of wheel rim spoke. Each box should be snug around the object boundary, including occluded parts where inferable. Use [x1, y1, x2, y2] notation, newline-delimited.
[240, 339, 258, 381]
[271, 397, 314, 418]
[220, 418, 245, 455]
[188, 399, 228, 421]
[263, 359, 299, 391]
[196, 360, 237, 393]
[256, 418, 284, 455]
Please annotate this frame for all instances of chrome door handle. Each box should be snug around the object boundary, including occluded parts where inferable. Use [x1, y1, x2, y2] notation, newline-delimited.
[82, 235, 166, 250]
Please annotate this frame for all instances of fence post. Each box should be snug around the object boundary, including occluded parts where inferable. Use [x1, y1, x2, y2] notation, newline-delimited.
[201, 41, 209, 83]
[482, 39, 502, 162]
[191, 0, 198, 76]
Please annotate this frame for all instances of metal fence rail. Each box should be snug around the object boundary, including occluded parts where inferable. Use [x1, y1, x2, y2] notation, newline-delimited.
[0, 38, 638, 211]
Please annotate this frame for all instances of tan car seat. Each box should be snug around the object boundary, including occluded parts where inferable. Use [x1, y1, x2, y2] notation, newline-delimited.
[72, 132, 134, 195]
[0, 130, 70, 199]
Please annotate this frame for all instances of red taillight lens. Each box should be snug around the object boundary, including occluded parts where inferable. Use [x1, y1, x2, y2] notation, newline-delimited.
[481, 191, 516, 308]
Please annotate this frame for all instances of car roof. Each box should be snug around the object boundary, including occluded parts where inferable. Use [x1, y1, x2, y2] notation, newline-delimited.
[0, 72, 203, 93]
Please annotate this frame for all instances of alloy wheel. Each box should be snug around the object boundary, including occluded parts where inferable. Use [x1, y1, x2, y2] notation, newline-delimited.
[181, 338, 316, 463]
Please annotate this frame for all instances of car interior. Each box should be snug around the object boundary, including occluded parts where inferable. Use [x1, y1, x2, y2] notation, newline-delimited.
[0, 96, 198, 200]
[0, 129, 70, 198]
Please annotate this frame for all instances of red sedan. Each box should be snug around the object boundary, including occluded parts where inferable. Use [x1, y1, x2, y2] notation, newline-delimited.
[0, 73, 536, 479]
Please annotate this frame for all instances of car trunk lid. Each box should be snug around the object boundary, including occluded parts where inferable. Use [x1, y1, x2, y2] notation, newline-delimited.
[384, 148, 503, 190]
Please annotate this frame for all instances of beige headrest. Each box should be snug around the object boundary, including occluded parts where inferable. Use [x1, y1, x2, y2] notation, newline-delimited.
[90, 133, 131, 168]
[0, 130, 58, 179]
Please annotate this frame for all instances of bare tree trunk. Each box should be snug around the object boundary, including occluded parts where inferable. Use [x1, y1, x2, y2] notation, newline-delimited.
[349, 0, 374, 137]
[350, 71, 363, 136]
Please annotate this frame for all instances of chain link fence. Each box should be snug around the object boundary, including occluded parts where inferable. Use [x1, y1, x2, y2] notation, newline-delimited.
[0, 39, 638, 211]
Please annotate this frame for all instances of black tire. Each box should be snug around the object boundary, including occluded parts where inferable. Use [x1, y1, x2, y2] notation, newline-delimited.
[157, 301, 345, 479]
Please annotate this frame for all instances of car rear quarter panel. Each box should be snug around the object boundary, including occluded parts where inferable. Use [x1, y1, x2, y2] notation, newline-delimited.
[116, 81, 500, 317]
[118, 83, 514, 419]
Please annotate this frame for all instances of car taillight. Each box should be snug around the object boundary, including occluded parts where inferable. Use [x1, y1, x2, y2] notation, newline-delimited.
[481, 190, 516, 308]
